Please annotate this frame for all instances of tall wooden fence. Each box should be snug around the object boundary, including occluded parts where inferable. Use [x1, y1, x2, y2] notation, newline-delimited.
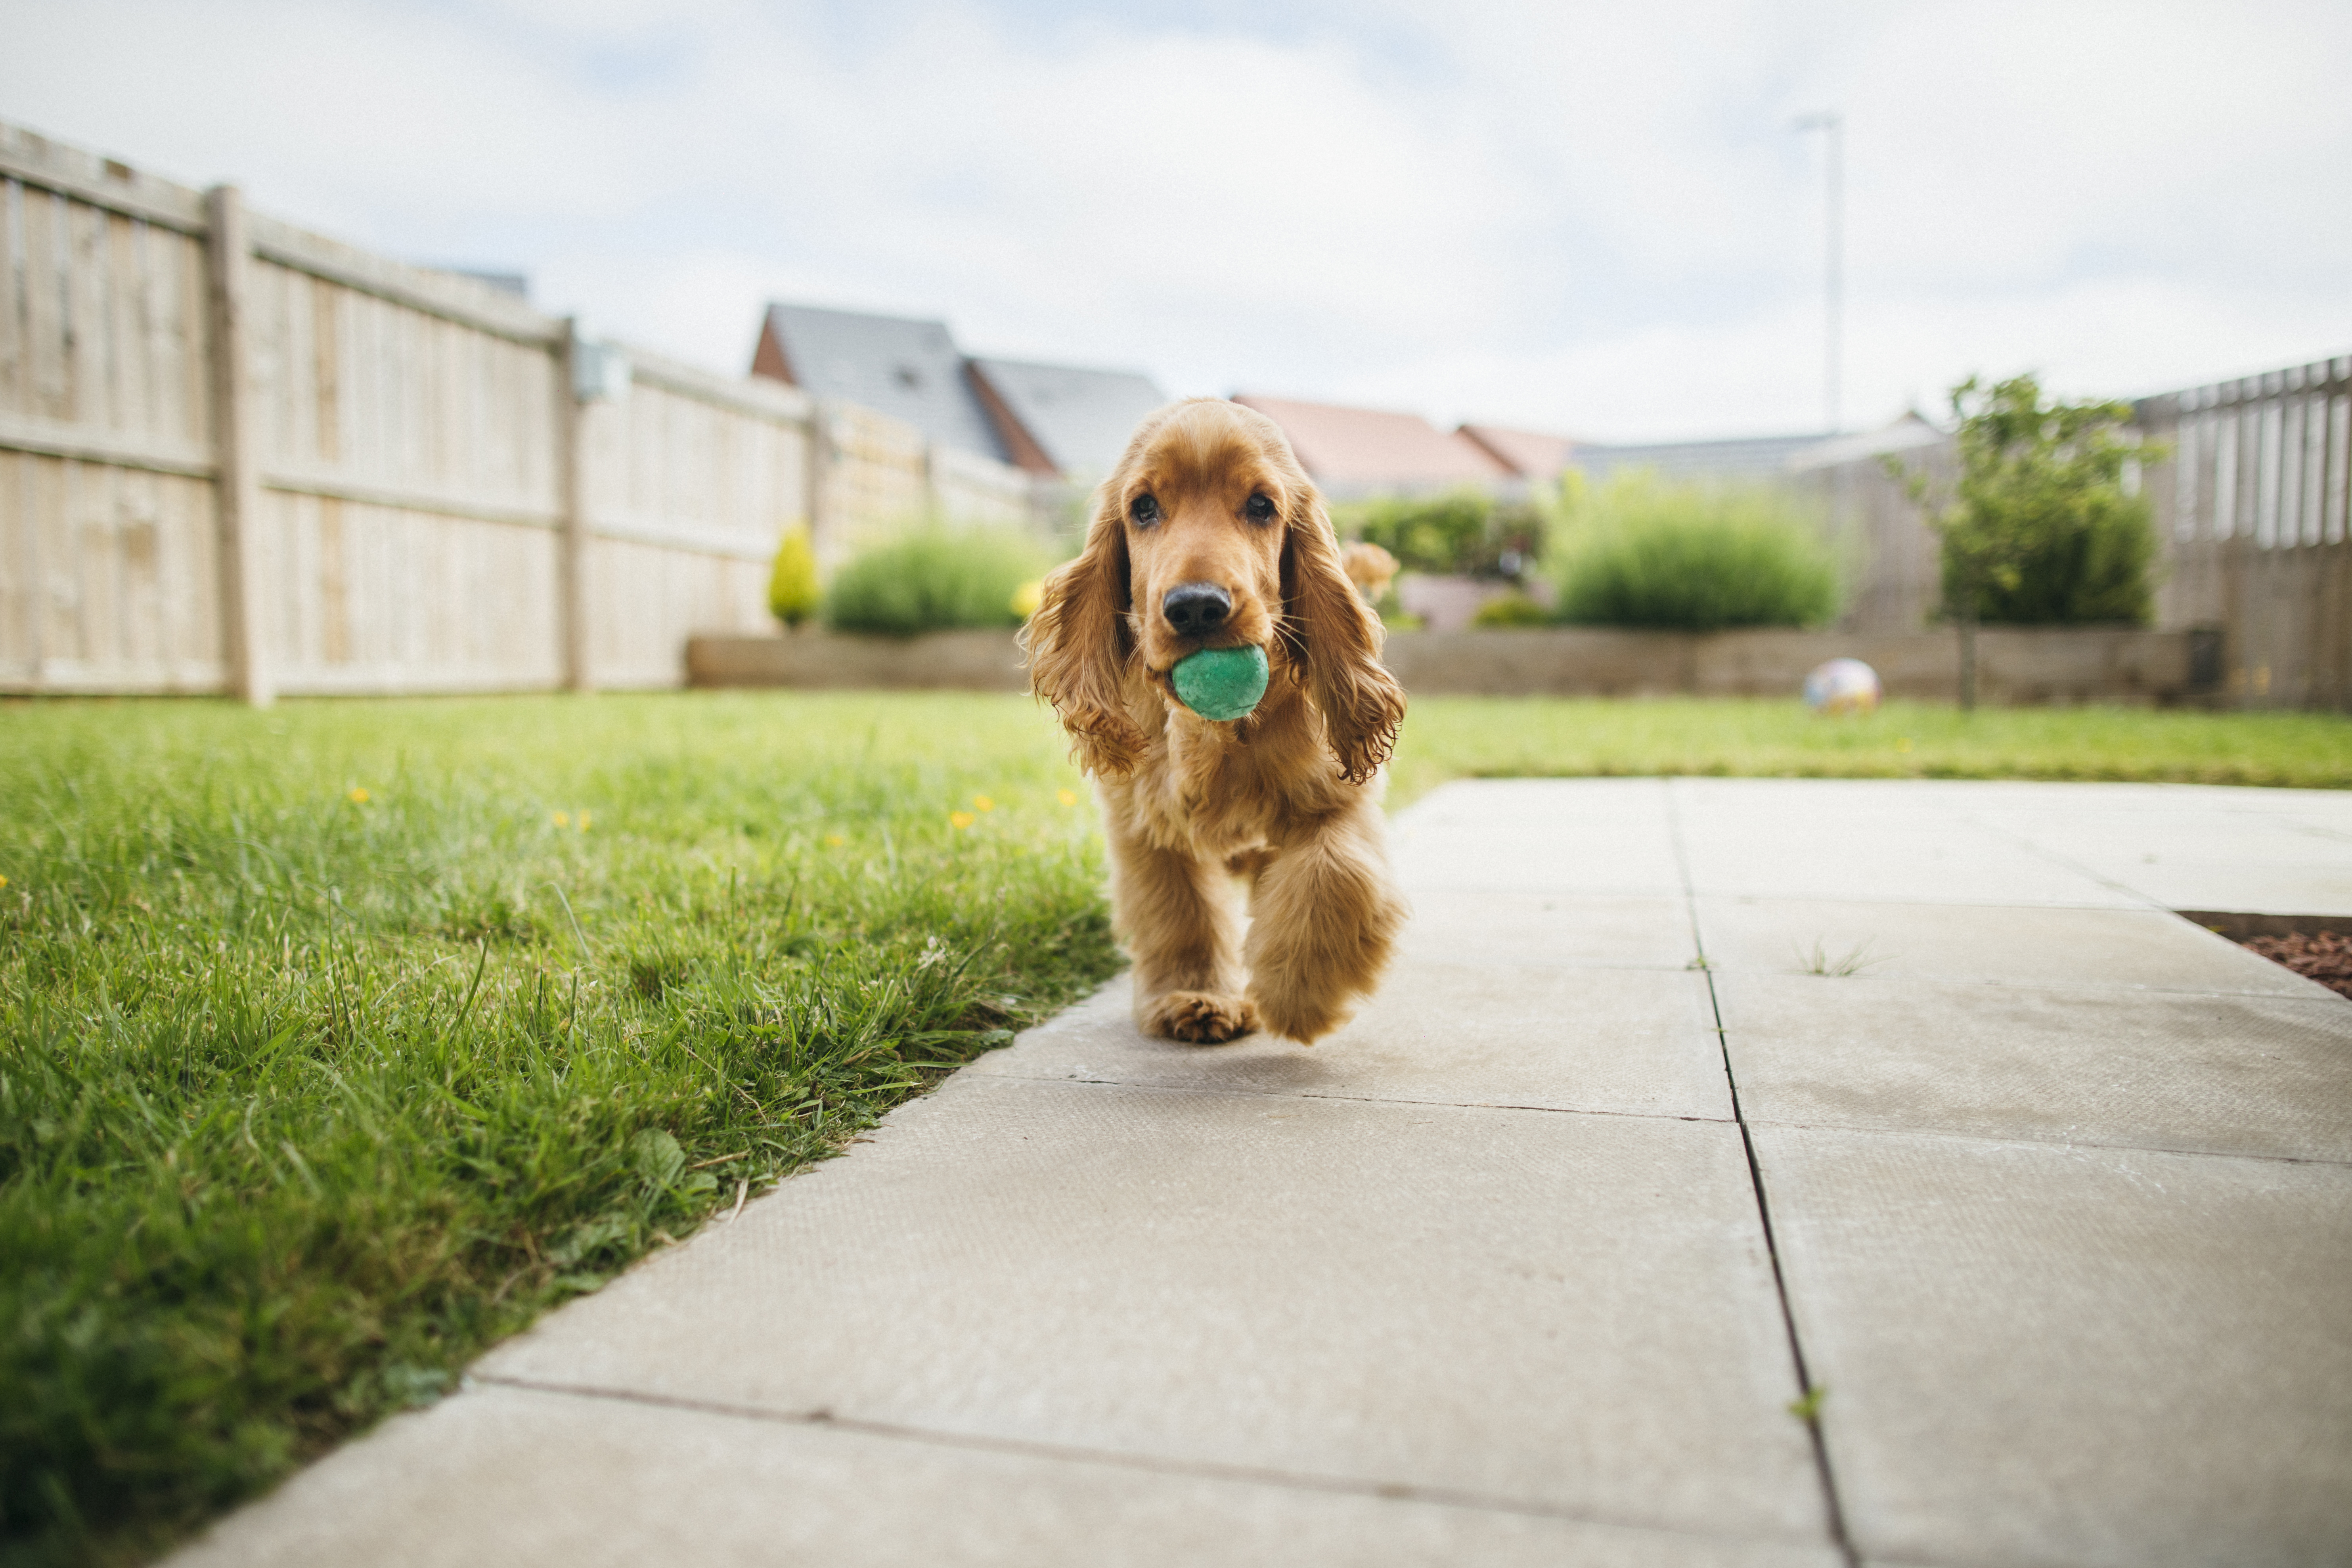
[0, 120, 1043, 700]
[2136, 356, 2352, 709]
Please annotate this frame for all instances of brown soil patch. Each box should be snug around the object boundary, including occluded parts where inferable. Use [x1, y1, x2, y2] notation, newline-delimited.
[2240, 930, 2352, 1000]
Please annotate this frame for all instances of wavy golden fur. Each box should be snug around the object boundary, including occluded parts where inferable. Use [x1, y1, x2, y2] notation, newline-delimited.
[1022, 398, 1409, 1044]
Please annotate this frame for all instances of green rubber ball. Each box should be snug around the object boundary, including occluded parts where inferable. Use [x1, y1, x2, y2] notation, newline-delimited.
[1171, 645, 1269, 721]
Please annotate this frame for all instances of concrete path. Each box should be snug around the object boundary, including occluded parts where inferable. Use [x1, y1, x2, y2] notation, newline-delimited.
[177, 780, 2352, 1568]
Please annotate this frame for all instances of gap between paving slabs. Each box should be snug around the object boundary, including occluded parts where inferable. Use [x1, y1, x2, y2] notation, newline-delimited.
[1664, 780, 1862, 1568]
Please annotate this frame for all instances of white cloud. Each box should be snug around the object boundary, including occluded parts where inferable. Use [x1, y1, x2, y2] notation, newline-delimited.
[2, 0, 2344, 442]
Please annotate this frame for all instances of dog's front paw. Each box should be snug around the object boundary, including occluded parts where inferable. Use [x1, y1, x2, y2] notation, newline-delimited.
[1144, 991, 1259, 1044]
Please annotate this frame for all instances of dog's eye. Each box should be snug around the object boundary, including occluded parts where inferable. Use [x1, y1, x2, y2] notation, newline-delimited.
[1245, 493, 1276, 524]
[1129, 494, 1160, 526]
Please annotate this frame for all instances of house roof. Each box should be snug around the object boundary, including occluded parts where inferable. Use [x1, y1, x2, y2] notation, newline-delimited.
[1231, 395, 1512, 490]
[1783, 412, 1944, 473]
[967, 357, 1168, 479]
[1568, 431, 1837, 483]
[1458, 424, 1575, 479]
[754, 303, 1008, 462]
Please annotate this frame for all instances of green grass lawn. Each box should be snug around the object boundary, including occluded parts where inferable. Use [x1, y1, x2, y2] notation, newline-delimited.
[1388, 697, 2352, 801]
[4, 689, 2346, 1565]
[0, 693, 1116, 1566]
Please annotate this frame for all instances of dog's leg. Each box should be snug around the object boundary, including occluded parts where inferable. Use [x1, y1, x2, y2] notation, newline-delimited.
[1243, 795, 1405, 1044]
[1110, 823, 1256, 1044]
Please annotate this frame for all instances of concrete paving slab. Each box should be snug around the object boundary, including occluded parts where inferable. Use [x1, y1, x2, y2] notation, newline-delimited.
[1402, 889, 1698, 971]
[1694, 897, 2326, 997]
[476, 1076, 1826, 1544]
[173, 1384, 1843, 1568]
[1964, 806, 2352, 916]
[968, 966, 1734, 1120]
[1716, 972, 2352, 1160]
[1668, 783, 2141, 908]
[1392, 778, 1684, 895]
[1755, 1125, 2352, 1568]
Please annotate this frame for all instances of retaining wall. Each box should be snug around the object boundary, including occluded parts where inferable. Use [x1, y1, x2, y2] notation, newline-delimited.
[687, 625, 2218, 706]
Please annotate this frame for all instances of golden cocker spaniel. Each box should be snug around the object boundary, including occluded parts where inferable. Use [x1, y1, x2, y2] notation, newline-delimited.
[1022, 398, 1409, 1045]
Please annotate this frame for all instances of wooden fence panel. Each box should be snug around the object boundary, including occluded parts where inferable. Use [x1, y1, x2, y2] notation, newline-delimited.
[244, 256, 566, 695]
[932, 442, 1037, 531]
[818, 402, 932, 569]
[573, 351, 811, 686]
[252, 492, 562, 693]
[580, 356, 806, 557]
[584, 537, 769, 689]
[0, 155, 222, 690]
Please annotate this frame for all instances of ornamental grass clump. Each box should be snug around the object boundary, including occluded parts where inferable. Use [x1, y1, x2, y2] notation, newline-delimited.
[1550, 474, 1841, 631]
[825, 526, 1053, 638]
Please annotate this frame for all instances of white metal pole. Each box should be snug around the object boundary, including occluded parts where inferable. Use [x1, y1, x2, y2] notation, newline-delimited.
[1793, 113, 1844, 434]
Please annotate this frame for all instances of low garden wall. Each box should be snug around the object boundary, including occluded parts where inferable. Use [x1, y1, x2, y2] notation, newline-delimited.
[689, 625, 2222, 705]
[688, 629, 1030, 691]
[1383, 626, 2219, 705]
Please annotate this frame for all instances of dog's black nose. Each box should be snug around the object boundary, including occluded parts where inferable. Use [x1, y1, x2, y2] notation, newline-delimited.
[1162, 582, 1232, 637]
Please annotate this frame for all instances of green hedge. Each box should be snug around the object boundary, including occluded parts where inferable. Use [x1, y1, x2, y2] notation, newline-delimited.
[825, 528, 1051, 638]
[1550, 474, 1841, 631]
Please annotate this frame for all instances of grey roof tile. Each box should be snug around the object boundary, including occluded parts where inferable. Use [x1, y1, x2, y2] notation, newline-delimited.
[761, 304, 1008, 461]
[968, 357, 1168, 479]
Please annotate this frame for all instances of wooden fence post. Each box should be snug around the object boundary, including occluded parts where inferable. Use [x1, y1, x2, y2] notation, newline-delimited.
[203, 185, 271, 706]
[555, 320, 592, 692]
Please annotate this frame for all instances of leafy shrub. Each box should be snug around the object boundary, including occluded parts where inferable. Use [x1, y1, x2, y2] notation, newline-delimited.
[767, 526, 820, 628]
[1335, 488, 1548, 578]
[1470, 592, 1549, 627]
[1896, 373, 2159, 625]
[1550, 474, 1841, 631]
[825, 527, 1053, 638]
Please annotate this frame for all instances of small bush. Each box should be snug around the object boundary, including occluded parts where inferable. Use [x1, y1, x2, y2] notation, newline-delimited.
[825, 527, 1052, 638]
[1550, 475, 1841, 631]
[767, 526, 820, 628]
[1470, 592, 1549, 628]
[1334, 489, 1548, 578]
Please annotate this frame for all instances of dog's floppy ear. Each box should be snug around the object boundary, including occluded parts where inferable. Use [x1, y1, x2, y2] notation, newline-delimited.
[1021, 496, 1144, 776]
[1279, 490, 1407, 783]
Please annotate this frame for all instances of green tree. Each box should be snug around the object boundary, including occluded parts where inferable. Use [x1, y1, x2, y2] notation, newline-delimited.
[767, 525, 821, 628]
[1895, 374, 2163, 705]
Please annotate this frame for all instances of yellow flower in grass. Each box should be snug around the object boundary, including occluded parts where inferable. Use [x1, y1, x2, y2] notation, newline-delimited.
[1057, 789, 1079, 806]
[347, 787, 370, 804]
[950, 811, 977, 831]
[973, 795, 995, 813]
[825, 833, 846, 848]
[552, 811, 570, 828]
[577, 811, 592, 831]
[0, 874, 9, 888]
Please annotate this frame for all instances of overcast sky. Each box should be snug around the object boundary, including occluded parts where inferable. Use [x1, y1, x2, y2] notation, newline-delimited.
[4, 0, 2346, 441]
